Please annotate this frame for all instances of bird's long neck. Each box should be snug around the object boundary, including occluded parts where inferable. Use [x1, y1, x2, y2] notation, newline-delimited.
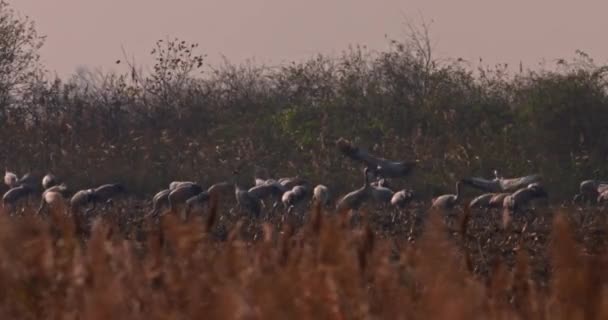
[232, 171, 245, 192]
[234, 180, 242, 192]
[363, 169, 371, 189]
[454, 181, 463, 202]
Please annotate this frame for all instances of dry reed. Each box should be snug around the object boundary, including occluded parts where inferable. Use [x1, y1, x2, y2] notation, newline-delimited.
[0, 203, 604, 319]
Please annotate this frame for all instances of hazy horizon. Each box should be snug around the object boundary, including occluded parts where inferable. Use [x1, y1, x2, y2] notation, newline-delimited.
[15, 0, 608, 77]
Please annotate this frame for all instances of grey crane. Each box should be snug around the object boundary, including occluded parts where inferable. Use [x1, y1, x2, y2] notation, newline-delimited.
[469, 192, 510, 209]
[573, 179, 608, 204]
[148, 189, 171, 218]
[281, 185, 309, 216]
[1, 170, 38, 193]
[42, 173, 59, 190]
[335, 167, 373, 213]
[503, 183, 548, 213]
[391, 189, 414, 209]
[37, 184, 70, 215]
[461, 173, 542, 193]
[93, 183, 126, 206]
[248, 181, 285, 199]
[312, 184, 330, 207]
[232, 170, 262, 218]
[69, 188, 97, 233]
[3, 185, 35, 213]
[168, 183, 204, 220]
[431, 180, 465, 211]
[184, 181, 234, 218]
[69, 188, 97, 214]
[235, 185, 261, 218]
[248, 181, 287, 213]
[185, 192, 210, 214]
[70, 183, 126, 215]
[336, 138, 418, 179]
[390, 188, 415, 223]
[17, 173, 41, 191]
[249, 169, 308, 213]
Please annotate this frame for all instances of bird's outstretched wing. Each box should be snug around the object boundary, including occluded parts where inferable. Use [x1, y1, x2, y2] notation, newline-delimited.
[336, 138, 388, 168]
[336, 137, 416, 178]
[463, 174, 541, 192]
[498, 174, 541, 192]
[461, 177, 501, 192]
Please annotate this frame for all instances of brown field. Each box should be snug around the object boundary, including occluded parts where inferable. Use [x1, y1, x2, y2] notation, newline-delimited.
[0, 197, 606, 320]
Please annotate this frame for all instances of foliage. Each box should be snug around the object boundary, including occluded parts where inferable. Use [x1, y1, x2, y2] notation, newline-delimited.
[0, 0, 44, 119]
[1, 2, 608, 198]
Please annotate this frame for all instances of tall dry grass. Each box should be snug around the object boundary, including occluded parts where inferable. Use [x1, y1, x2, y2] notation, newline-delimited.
[0, 201, 605, 319]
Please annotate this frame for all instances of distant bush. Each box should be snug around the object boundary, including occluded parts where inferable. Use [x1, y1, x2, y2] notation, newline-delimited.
[1, 2, 607, 198]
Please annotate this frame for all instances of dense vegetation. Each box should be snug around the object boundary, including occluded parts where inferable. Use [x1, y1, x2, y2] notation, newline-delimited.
[1, 2, 607, 198]
[1, 201, 607, 319]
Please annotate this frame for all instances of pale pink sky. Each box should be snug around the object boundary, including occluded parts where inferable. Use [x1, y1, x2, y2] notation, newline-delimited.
[15, 0, 608, 77]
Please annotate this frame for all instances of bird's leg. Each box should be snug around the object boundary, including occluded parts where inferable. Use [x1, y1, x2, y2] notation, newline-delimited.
[6, 204, 14, 217]
[287, 205, 295, 217]
[573, 193, 582, 205]
[408, 211, 416, 241]
[36, 201, 46, 216]
[146, 209, 158, 220]
[260, 201, 269, 221]
[12, 203, 20, 217]
[271, 201, 280, 217]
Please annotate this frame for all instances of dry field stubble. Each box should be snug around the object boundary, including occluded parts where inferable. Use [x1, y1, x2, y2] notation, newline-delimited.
[0, 197, 606, 319]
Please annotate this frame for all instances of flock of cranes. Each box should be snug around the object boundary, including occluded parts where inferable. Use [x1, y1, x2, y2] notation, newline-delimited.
[1, 138, 608, 229]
